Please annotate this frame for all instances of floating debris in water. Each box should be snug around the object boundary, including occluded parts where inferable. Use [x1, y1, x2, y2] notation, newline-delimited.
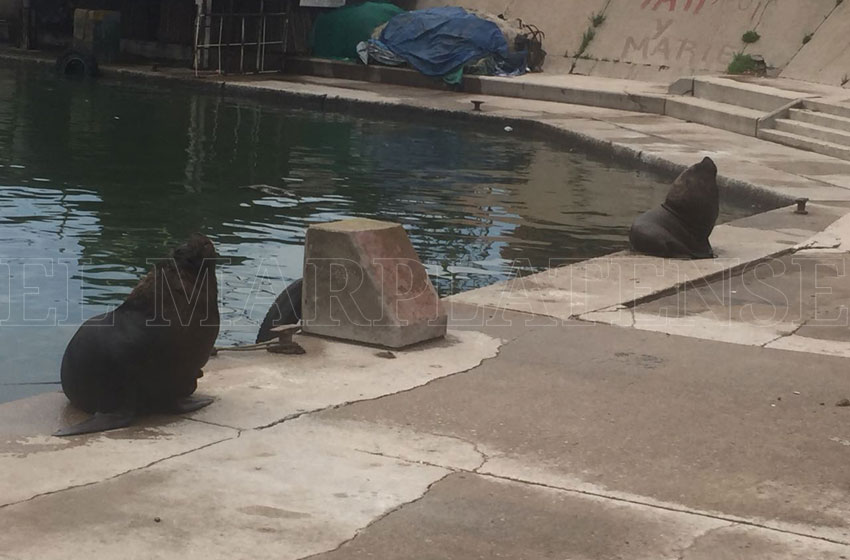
[239, 184, 297, 198]
[281, 177, 304, 183]
[32, 177, 50, 182]
[504, 126, 513, 133]
[9, 164, 25, 169]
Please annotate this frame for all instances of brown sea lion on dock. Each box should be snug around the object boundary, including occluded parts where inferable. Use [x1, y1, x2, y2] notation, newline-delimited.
[629, 157, 719, 259]
[56, 234, 220, 436]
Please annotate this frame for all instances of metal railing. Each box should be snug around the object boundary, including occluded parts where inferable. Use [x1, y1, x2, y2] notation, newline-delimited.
[193, 1, 291, 75]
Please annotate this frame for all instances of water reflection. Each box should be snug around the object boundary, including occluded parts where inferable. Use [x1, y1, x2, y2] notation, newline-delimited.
[0, 61, 764, 401]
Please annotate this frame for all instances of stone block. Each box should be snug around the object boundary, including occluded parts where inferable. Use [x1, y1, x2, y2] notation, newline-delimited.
[302, 218, 446, 349]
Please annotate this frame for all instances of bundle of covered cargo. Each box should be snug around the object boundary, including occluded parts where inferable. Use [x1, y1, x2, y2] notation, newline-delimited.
[355, 6, 546, 83]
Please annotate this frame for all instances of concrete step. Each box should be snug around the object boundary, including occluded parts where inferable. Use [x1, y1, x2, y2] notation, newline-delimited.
[802, 99, 850, 120]
[284, 57, 668, 115]
[665, 96, 761, 136]
[788, 108, 850, 133]
[774, 119, 850, 147]
[692, 77, 799, 112]
[758, 128, 850, 161]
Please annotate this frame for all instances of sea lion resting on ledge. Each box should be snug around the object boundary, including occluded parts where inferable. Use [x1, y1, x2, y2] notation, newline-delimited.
[629, 156, 719, 259]
[56, 234, 220, 436]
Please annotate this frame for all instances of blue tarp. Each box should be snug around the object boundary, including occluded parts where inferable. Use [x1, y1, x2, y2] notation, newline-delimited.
[378, 7, 511, 77]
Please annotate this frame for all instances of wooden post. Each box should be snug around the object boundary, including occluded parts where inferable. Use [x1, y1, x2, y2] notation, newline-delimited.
[20, 0, 32, 49]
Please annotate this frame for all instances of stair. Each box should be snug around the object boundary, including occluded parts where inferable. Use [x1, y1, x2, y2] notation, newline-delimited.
[665, 77, 795, 136]
[666, 77, 850, 161]
[665, 96, 761, 136]
[692, 77, 798, 112]
[803, 99, 850, 120]
[787, 108, 850, 133]
[757, 129, 850, 161]
[758, 101, 850, 161]
[774, 119, 850, 146]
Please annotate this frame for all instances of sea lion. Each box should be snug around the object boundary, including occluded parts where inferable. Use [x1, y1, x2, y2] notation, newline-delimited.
[56, 234, 220, 436]
[256, 278, 303, 343]
[629, 156, 719, 259]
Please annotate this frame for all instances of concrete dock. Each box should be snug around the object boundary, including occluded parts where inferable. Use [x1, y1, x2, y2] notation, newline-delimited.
[3, 57, 850, 558]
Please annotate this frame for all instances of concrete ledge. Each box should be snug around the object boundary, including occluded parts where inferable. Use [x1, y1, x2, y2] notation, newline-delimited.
[693, 76, 803, 112]
[449, 206, 845, 321]
[665, 97, 760, 137]
[285, 56, 445, 91]
[465, 75, 667, 114]
[285, 57, 669, 114]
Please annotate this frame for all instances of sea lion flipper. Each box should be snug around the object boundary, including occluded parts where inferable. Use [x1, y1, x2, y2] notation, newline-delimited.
[170, 395, 215, 414]
[256, 278, 303, 343]
[53, 410, 136, 437]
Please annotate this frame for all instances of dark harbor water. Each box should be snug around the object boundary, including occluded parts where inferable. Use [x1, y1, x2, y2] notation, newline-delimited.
[0, 61, 765, 403]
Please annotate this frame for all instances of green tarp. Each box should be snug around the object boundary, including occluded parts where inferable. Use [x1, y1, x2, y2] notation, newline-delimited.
[311, 2, 404, 60]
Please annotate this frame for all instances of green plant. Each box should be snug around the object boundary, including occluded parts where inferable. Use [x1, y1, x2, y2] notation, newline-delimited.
[742, 30, 760, 43]
[576, 27, 595, 57]
[803, 32, 813, 44]
[727, 52, 758, 74]
[590, 11, 606, 27]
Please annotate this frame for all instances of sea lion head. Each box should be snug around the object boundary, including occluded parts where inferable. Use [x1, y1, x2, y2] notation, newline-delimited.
[663, 156, 719, 236]
[172, 233, 219, 273]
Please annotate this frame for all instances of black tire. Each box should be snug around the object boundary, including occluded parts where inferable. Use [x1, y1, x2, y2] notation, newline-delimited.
[256, 278, 303, 343]
[56, 50, 99, 78]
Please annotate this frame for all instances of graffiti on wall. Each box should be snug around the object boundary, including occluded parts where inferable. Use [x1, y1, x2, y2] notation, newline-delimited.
[619, 0, 772, 68]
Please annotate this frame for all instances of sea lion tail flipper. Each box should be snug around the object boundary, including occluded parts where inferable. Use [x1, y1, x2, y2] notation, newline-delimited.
[53, 410, 136, 437]
[170, 395, 215, 414]
[256, 278, 304, 343]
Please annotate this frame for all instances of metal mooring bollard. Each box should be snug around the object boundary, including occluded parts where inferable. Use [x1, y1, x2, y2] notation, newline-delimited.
[471, 100, 484, 111]
[794, 198, 809, 215]
[268, 325, 305, 355]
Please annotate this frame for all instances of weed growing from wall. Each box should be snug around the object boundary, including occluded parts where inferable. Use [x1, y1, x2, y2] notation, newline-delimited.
[742, 30, 760, 43]
[727, 52, 758, 74]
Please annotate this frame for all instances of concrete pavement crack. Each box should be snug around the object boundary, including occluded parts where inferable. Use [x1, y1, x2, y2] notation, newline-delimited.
[296, 471, 455, 560]
[184, 417, 241, 430]
[0, 434, 238, 511]
[673, 523, 735, 560]
[354, 430, 490, 472]
[760, 321, 807, 348]
[333, 442, 849, 547]
[419, 430, 490, 471]
[255, 331, 514, 432]
[471, 471, 850, 547]
[354, 449, 463, 472]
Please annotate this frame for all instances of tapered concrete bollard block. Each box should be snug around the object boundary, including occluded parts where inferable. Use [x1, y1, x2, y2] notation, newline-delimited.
[302, 218, 446, 348]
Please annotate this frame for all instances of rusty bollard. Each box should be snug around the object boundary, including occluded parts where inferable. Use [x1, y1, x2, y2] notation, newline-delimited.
[268, 325, 305, 355]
